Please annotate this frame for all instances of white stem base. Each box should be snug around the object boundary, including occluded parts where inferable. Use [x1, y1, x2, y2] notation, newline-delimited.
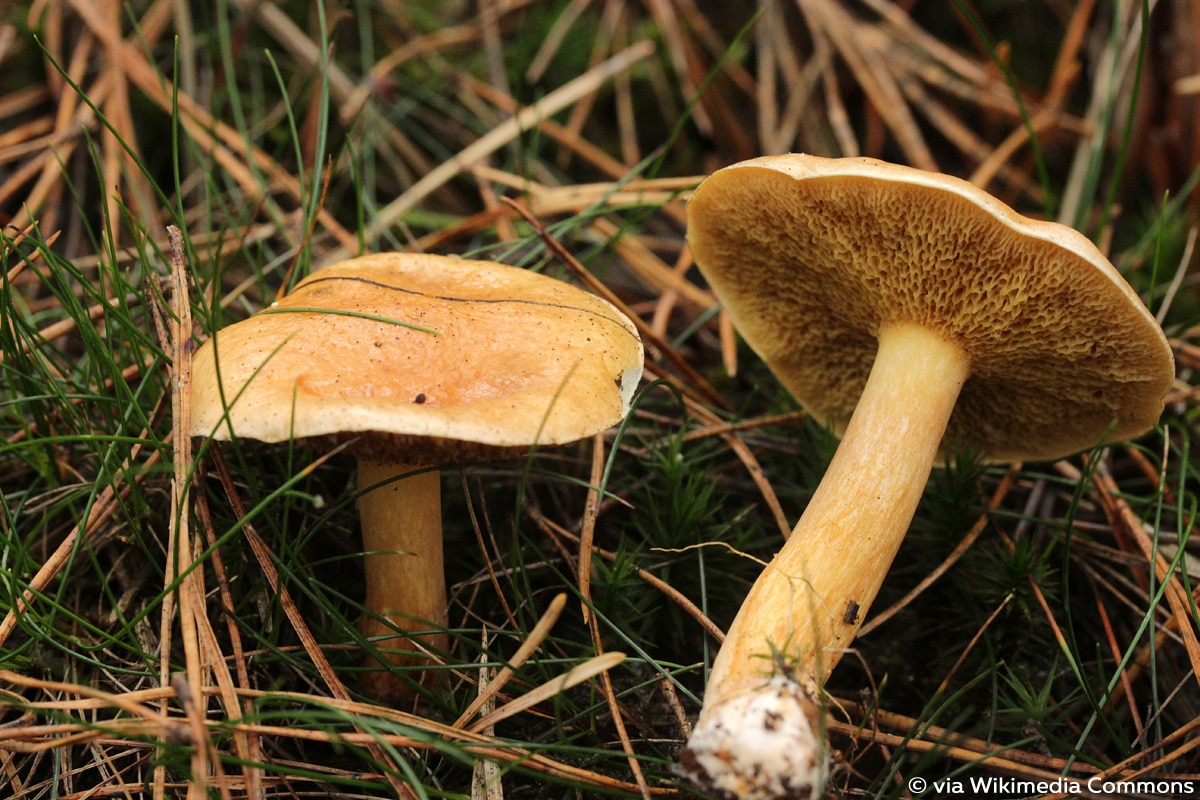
[681, 322, 970, 798]
[677, 674, 826, 800]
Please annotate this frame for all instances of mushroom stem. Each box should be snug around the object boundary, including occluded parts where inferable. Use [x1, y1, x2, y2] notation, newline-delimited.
[355, 459, 449, 698]
[682, 321, 970, 799]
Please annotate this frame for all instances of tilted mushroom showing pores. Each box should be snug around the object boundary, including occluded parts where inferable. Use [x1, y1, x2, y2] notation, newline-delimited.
[191, 252, 644, 701]
[679, 154, 1175, 799]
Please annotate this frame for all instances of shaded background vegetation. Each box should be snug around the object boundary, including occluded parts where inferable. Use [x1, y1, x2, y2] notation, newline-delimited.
[1, 1, 1199, 798]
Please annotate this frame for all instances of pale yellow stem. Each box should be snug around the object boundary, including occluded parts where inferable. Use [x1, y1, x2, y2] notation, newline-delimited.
[355, 460, 448, 700]
[681, 322, 971, 799]
[707, 321, 971, 703]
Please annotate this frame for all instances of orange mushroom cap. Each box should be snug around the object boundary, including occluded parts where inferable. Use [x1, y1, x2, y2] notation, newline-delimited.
[191, 252, 644, 460]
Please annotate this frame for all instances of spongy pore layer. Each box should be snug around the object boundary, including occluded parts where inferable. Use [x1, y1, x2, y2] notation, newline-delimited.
[688, 155, 1175, 462]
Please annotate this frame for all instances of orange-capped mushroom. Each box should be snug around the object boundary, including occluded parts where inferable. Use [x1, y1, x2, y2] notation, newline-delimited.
[192, 252, 643, 700]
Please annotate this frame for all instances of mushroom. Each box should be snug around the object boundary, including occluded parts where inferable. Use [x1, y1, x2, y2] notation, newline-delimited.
[191, 252, 643, 700]
[678, 154, 1175, 799]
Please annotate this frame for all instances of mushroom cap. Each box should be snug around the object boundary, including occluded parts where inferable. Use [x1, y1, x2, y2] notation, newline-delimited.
[191, 253, 644, 464]
[688, 154, 1175, 462]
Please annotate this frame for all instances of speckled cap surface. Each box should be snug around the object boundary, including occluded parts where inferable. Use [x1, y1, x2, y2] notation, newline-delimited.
[688, 154, 1175, 462]
[191, 253, 644, 464]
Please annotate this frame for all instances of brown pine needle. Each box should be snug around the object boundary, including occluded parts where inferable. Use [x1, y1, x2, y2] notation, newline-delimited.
[329, 40, 656, 261]
[578, 433, 605, 625]
[469, 626, 503, 800]
[453, 593, 569, 729]
[468, 652, 627, 735]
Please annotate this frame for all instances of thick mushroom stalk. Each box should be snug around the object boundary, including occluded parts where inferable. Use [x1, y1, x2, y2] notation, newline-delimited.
[189, 253, 643, 706]
[355, 460, 448, 698]
[680, 322, 970, 800]
[680, 152, 1174, 799]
